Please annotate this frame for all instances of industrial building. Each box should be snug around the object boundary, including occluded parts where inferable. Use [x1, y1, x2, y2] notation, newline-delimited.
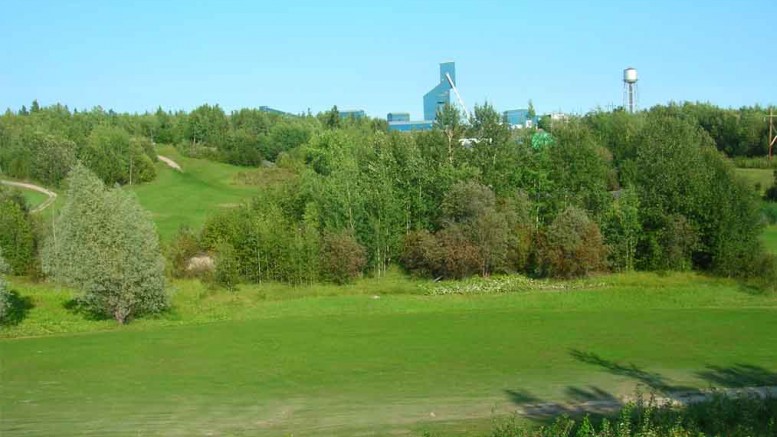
[503, 109, 538, 129]
[339, 109, 366, 119]
[387, 62, 458, 132]
[259, 106, 291, 116]
[388, 61, 535, 132]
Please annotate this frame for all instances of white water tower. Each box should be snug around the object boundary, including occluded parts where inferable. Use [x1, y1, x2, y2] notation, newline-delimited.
[623, 67, 638, 113]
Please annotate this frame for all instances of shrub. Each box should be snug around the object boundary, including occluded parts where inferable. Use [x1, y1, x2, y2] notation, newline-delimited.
[319, 231, 366, 284]
[761, 202, 777, 225]
[400, 230, 442, 278]
[538, 206, 608, 278]
[0, 249, 11, 323]
[436, 225, 483, 279]
[165, 226, 204, 278]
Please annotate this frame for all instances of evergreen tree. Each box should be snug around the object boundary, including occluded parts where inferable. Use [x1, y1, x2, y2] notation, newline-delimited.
[0, 186, 37, 275]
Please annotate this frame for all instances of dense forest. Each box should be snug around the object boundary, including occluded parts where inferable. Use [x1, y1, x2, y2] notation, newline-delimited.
[1, 101, 775, 322]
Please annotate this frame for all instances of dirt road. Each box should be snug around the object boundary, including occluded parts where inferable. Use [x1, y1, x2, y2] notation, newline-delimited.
[0, 180, 57, 213]
[157, 155, 182, 172]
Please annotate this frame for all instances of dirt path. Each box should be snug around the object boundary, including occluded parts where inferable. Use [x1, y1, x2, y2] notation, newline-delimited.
[157, 155, 182, 172]
[0, 180, 57, 213]
[514, 385, 777, 417]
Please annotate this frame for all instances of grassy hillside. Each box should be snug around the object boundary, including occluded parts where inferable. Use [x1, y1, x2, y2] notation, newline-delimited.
[735, 168, 773, 194]
[2, 272, 777, 436]
[129, 146, 261, 241]
[762, 225, 777, 254]
[19, 189, 48, 209]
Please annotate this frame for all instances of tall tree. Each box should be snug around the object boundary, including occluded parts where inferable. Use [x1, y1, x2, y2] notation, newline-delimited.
[42, 165, 167, 323]
[527, 99, 536, 120]
[0, 186, 37, 275]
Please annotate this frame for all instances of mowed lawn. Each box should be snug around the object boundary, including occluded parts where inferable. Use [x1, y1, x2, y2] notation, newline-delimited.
[2, 273, 777, 436]
[130, 146, 259, 241]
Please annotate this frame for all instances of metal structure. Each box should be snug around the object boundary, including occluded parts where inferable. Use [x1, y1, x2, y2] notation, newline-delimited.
[769, 108, 777, 159]
[445, 72, 471, 120]
[623, 67, 638, 113]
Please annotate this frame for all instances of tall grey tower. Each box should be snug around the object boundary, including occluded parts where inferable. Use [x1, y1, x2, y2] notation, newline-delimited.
[623, 67, 638, 113]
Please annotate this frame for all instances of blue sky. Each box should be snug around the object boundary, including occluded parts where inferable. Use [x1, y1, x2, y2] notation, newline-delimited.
[1, 0, 775, 119]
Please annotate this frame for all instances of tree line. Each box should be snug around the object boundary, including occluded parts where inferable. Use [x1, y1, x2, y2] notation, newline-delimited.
[175, 103, 773, 288]
[0, 100, 774, 325]
[0, 102, 386, 186]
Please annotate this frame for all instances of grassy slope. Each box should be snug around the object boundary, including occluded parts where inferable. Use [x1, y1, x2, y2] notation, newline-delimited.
[19, 190, 47, 209]
[2, 273, 777, 436]
[735, 168, 773, 194]
[762, 225, 777, 254]
[129, 146, 259, 241]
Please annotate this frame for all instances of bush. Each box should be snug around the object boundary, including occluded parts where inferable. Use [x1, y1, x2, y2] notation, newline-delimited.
[319, 231, 366, 284]
[0, 250, 11, 323]
[538, 206, 608, 278]
[400, 227, 483, 280]
[165, 226, 204, 278]
[401, 230, 442, 278]
[761, 202, 777, 225]
[436, 225, 483, 279]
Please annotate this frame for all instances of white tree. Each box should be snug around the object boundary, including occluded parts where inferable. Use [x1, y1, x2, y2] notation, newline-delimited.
[43, 165, 167, 323]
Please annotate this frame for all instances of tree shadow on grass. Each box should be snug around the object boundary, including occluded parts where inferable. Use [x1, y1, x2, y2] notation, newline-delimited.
[1, 290, 33, 326]
[696, 364, 777, 388]
[504, 350, 777, 422]
[569, 348, 690, 392]
[62, 297, 110, 321]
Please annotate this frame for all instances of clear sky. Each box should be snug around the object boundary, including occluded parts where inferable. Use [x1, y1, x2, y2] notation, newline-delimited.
[2, 0, 775, 119]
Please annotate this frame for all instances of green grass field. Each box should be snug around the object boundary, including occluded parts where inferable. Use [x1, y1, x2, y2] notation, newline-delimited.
[129, 146, 261, 241]
[762, 225, 777, 254]
[19, 189, 48, 209]
[735, 168, 774, 194]
[2, 272, 777, 436]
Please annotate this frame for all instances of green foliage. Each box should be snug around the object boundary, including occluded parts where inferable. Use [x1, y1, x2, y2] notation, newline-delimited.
[538, 206, 608, 278]
[164, 226, 203, 278]
[401, 181, 531, 279]
[634, 114, 765, 276]
[213, 241, 240, 290]
[322, 105, 341, 129]
[0, 186, 38, 275]
[603, 186, 641, 271]
[761, 202, 777, 225]
[186, 103, 229, 146]
[42, 165, 167, 323]
[763, 170, 777, 201]
[27, 132, 77, 186]
[80, 125, 156, 185]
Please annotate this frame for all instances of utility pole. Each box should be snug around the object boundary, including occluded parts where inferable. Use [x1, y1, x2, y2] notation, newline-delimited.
[769, 108, 777, 160]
